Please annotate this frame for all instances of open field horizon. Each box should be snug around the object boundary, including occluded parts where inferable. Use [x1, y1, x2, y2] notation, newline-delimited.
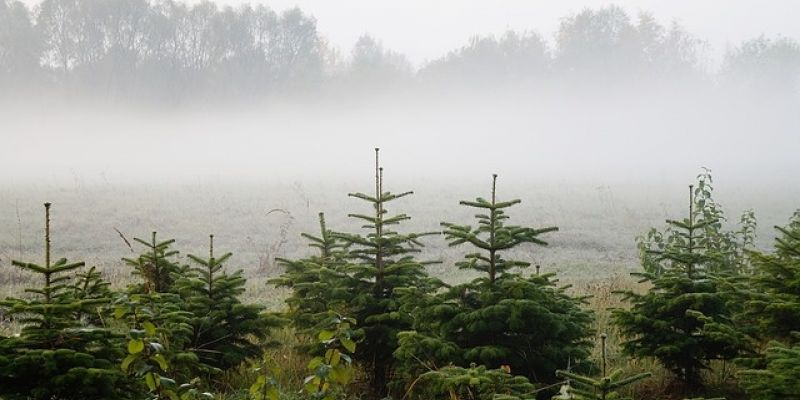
[2, 176, 796, 303]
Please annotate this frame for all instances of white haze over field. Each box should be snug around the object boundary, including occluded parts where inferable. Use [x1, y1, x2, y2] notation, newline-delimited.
[1, 88, 798, 188]
[1, 1, 798, 190]
[0, 1, 798, 281]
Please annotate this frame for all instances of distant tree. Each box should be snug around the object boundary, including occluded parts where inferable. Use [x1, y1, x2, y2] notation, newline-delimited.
[0, 203, 130, 399]
[270, 7, 324, 90]
[347, 34, 412, 89]
[395, 174, 593, 390]
[555, 6, 702, 84]
[92, 0, 151, 96]
[420, 30, 549, 86]
[635, 13, 702, 81]
[1, 0, 796, 102]
[556, 6, 642, 80]
[205, 4, 276, 96]
[0, 0, 42, 87]
[722, 36, 800, 95]
[37, 0, 105, 76]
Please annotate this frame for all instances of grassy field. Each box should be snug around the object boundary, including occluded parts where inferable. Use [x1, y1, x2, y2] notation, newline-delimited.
[1, 178, 793, 290]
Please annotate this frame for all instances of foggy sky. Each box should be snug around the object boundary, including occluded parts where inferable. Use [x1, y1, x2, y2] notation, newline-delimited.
[2, 0, 798, 188]
[15, 0, 790, 69]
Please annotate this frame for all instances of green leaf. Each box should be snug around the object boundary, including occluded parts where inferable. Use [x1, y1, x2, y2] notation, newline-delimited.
[329, 349, 341, 367]
[308, 356, 323, 370]
[143, 321, 157, 336]
[151, 353, 169, 371]
[341, 338, 356, 353]
[128, 339, 145, 354]
[145, 373, 156, 391]
[318, 330, 335, 341]
[121, 354, 137, 371]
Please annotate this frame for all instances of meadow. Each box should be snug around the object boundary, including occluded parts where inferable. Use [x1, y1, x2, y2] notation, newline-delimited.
[1, 177, 793, 291]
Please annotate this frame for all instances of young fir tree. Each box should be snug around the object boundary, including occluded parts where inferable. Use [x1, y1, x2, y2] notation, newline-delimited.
[612, 184, 745, 390]
[72, 265, 112, 325]
[114, 291, 211, 400]
[636, 170, 756, 277]
[123, 232, 185, 294]
[121, 232, 198, 379]
[554, 334, 651, 400]
[734, 211, 800, 400]
[410, 364, 537, 400]
[395, 174, 594, 389]
[738, 341, 800, 400]
[271, 212, 351, 335]
[739, 211, 800, 343]
[176, 234, 284, 371]
[331, 148, 440, 395]
[0, 203, 130, 399]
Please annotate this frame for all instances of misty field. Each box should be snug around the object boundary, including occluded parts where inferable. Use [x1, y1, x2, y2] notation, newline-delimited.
[2, 0, 800, 398]
[1, 174, 797, 400]
[2, 178, 794, 296]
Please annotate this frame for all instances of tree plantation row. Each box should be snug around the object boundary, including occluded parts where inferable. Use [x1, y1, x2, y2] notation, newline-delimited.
[1, 151, 799, 400]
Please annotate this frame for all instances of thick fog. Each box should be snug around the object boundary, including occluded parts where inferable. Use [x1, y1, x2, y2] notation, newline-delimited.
[1, 0, 799, 283]
[0, 0, 799, 187]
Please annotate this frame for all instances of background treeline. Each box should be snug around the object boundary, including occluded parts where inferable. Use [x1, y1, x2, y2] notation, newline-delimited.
[1, 0, 799, 103]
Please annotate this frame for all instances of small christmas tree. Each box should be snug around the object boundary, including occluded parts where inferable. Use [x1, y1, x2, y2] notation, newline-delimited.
[613, 184, 745, 389]
[395, 174, 593, 389]
[735, 211, 800, 400]
[740, 211, 800, 342]
[177, 234, 284, 371]
[330, 148, 440, 394]
[555, 333, 651, 400]
[636, 170, 756, 277]
[738, 341, 800, 400]
[271, 212, 351, 335]
[72, 265, 112, 325]
[0, 203, 130, 399]
[440, 174, 558, 283]
[121, 232, 198, 379]
[123, 232, 185, 294]
[411, 363, 537, 400]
